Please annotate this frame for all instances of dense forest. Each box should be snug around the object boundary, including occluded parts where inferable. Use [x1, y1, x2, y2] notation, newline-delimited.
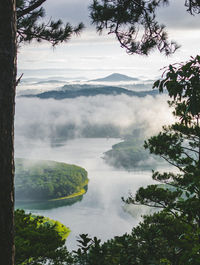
[15, 210, 197, 265]
[15, 158, 88, 200]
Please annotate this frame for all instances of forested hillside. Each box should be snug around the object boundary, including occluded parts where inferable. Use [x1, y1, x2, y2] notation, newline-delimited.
[104, 134, 162, 170]
[15, 158, 88, 201]
[23, 84, 158, 99]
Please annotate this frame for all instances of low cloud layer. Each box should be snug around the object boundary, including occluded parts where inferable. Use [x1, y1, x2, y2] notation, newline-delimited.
[15, 94, 174, 150]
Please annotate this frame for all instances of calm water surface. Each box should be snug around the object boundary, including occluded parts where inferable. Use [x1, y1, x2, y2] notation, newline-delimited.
[15, 138, 154, 250]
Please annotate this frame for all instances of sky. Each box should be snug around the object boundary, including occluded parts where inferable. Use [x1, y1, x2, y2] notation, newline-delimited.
[18, 0, 200, 80]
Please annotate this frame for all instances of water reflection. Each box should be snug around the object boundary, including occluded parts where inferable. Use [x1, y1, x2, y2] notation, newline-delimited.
[15, 194, 84, 210]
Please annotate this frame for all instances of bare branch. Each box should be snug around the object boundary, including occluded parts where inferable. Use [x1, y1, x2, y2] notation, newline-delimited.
[16, 73, 23, 86]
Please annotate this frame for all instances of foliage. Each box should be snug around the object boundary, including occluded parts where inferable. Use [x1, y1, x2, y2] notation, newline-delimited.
[154, 55, 200, 120]
[15, 158, 88, 200]
[123, 56, 200, 263]
[185, 0, 200, 14]
[16, 0, 84, 46]
[15, 209, 72, 265]
[70, 211, 197, 265]
[89, 0, 180, 55]
[90, 0, 200, 55]
[14, 210, 198, 265]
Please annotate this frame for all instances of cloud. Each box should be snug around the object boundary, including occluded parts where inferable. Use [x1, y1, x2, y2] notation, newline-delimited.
[15, 94, 174, 149]
[157, 1, 200, 30]
[43, 0, 92, 26]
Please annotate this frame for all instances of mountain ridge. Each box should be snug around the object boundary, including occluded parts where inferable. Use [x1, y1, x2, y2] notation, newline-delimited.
[22, 85, 158, 99]
[90, 73, 139, 82]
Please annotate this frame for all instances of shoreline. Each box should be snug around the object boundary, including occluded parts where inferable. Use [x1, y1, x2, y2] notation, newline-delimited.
[15, 179, 89, 203]
[49, 179, 89, 201]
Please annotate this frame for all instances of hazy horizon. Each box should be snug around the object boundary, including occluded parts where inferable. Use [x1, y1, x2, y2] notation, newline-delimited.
[17, 1, 200, 82]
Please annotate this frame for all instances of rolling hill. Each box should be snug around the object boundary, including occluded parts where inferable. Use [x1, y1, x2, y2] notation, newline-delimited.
[91, 73, 139, 82]
[23, 84, 158, 99]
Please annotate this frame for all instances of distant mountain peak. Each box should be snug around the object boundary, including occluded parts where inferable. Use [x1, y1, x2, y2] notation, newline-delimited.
[91, 73, 139, 82]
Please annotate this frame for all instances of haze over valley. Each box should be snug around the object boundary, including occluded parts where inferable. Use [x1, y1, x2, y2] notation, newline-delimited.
[16, 73, 173, 142]
[15, 72, 174, 249]
[6, 0, 200, 262]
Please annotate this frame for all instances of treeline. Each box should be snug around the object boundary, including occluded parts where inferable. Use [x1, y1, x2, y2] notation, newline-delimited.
[69, 211, 195, 265]
[15, 210, 198, 265]
[104, 134, 161, 170]
[15, 158, 88, 200]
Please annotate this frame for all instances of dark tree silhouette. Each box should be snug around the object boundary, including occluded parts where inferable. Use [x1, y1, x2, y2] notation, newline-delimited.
[0, 1, 16, 264]
[0, 1, 84, 264]
[124, 56, 200, 263]
[16, 0, 84, 45]
[90, 0, 200, 55]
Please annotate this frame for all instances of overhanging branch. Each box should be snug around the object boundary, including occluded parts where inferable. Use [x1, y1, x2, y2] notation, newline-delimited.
[17, 0, 46, 18]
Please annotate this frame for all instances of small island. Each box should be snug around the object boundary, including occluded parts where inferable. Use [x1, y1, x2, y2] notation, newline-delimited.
[104, 134, 162, 170]
[15, 158, 89, 201]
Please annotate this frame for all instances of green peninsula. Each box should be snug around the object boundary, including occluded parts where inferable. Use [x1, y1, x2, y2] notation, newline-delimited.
[15, 158, 88, 201]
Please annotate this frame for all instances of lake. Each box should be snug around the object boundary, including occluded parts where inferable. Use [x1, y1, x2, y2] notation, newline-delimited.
[15, 137, 155, 250]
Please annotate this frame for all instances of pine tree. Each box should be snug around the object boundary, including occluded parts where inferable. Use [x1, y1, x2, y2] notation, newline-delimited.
[0, 1, 84, 264]
[16, 0, 84, 46]
[125, 55, 200, 263]
[0, 1, 16, 264]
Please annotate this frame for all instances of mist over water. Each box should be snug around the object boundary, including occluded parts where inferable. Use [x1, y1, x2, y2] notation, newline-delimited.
[15, 75, 173, 250]
[15, 93, 174, 145]
[15, 138, 155, 250]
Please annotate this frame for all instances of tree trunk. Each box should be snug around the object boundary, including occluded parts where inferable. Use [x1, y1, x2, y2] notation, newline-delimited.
[0, 1, 16, 264]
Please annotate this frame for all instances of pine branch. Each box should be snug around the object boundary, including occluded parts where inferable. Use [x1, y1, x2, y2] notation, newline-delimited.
[160, 155, 187, 173]
[17, 0, 46, 18]
[182, 146, 199, 154]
